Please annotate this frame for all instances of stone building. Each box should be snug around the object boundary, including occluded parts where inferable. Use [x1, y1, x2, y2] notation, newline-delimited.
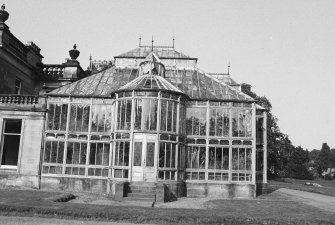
[0, 5, 87, 95]
[0, 5, 267, 201]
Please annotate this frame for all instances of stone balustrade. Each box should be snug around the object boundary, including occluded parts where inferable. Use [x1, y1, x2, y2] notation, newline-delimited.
[0, 95, 39, 105]
[42, 65, 65, 79]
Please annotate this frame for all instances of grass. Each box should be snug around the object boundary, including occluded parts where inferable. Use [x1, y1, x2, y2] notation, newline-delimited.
[268, 178, 335, 197]
[0, 188, 334, 224]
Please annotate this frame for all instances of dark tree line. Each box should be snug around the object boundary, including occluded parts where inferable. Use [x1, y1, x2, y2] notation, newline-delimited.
[241, 83, 333, 180]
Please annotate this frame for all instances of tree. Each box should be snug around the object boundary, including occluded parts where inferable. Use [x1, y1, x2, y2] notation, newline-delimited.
[287, 146, 313, 180]
[318, 143, 331, 172]
[241, 83, 295, 178]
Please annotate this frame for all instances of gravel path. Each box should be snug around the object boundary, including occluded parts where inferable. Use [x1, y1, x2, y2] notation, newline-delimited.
[276, 188, 335, 212]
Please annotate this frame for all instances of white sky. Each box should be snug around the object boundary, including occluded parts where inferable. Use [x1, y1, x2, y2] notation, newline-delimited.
[5, 0, 335, 150]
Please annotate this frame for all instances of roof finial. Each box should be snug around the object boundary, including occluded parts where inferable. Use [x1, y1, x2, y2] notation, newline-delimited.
[172, 36, 175, 48]
[228, 61, 230, 75]
[69, 44, 80, 60]
[151, 35, 154, 51]
[0, 3, 9, 23]
[89, 55, 92, 70]
[139, 34, 142, 47]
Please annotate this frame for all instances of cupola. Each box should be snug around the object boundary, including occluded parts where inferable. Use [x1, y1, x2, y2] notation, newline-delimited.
[139, 52, 165, 77]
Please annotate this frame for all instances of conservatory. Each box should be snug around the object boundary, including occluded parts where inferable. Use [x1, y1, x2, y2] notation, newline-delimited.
[38, 48, 267, 199]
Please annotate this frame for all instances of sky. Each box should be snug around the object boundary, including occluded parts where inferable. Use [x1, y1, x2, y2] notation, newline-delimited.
[4, 0, 335, 150]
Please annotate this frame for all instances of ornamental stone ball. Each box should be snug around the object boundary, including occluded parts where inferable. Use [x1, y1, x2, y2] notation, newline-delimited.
[69, 44, 80, 60]
[0, 4, 9, 23]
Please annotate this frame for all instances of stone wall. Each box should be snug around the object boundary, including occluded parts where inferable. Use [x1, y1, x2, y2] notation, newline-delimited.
[0, 110, 45, 189]
[186, 182, 256, 198]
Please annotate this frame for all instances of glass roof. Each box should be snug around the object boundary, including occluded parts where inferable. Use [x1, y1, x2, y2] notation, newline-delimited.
[116, 74, 183, 94]
[49, 67, 254, 102]
[115, 46, 195, 59]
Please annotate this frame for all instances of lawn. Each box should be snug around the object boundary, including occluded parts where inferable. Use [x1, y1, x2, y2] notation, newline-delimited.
[268, 178, 335, 197]
[0, 189, 335, 225]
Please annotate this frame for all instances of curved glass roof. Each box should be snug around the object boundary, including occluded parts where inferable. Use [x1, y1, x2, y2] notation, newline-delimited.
[116, 74, 183, 94]
[49, 67, 254, 102]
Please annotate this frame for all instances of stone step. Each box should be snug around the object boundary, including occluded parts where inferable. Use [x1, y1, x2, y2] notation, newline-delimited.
[124, 196, 155, 202]
[130, 182, 157, 187]
[128, 185, 156, 192]
[127, 192, 156, 198]
[127, 188, 156, 194]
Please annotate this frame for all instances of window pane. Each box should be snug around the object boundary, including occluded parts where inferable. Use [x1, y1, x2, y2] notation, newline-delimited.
[209, 109, 216, 136]
[96, 143, 103, 165]
[134, 142, 142, 166]
[256, 117, 264, 145]
[115, 141, 130, 166]
[199, 147, 206, 169]
[172, 102, 178, 132]
[66, 142, 87, 165]
[134, 99, 142, 130]
[239, 110, 246, 137]
[209, 147, 215, 169]
[215, 147, 223, 169]
[160, 100, 167, 131]
[91, 105, 112, 133]
[89, 143, 97, 165]
[186, 107, 207, 136]
[47, 104, 55, 130]
[146, 143, 155, 167]
[171, 144, 176, 168]
[150, 99, 158, 130]
[48, 104, 68, 131]
[239, 148, 246, 170]
[223, 109, 230, 137]
[191, 147, 199, 169]
[232, 148, 238, 170]
[166, 143, 171, 168]
[167, 101, 173, 131]
[222, 148, 229, 170]
[69, 105, 90, 132]
[44, 142, 51, 162]
[4, 120, 22, 133]
[159, 143, 165, 168]
[246, 110, 252, 137]
[246, 148, 252, 170]
[125, 100, 132, 130]
[199, 109, 207, 136]
[1, 135, 20, 165]
[51, 141, 58, 163]
[232, 109, 238, 137]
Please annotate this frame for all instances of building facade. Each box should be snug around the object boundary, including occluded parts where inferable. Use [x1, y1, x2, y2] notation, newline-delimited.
[0, 5, 267, 200]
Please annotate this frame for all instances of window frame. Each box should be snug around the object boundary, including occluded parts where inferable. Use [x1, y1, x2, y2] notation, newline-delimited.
[14, 78, 22, 95]
[0, 118, 23, 170]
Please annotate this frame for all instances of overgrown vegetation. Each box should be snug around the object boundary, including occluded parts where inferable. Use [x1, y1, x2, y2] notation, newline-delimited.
[242, 84, 334, 180]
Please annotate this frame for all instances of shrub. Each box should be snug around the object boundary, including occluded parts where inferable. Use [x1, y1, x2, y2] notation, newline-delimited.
[289, 164, 314, 180]
[324, 174, 333, 180]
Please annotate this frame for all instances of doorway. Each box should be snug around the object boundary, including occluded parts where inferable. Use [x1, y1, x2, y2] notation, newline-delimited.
[132, 134, 157, 182]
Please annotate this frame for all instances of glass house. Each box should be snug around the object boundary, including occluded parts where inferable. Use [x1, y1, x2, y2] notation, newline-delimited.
[40, 46, 267, 199]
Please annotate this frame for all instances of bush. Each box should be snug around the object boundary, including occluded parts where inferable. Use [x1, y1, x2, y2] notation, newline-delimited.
[324, 174, 333, 180]
[289, 164, 314, 180]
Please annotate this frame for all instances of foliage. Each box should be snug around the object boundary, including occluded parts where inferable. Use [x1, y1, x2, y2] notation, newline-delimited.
[241, 83, 297, 178]
[242, 83, 316, 180]
[318, 143, 331, 171]
[287, 146, 313, 180]
[324, 174, 333, 180]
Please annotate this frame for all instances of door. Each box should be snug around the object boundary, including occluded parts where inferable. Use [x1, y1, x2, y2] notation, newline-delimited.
[132, 134, 157, 182]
